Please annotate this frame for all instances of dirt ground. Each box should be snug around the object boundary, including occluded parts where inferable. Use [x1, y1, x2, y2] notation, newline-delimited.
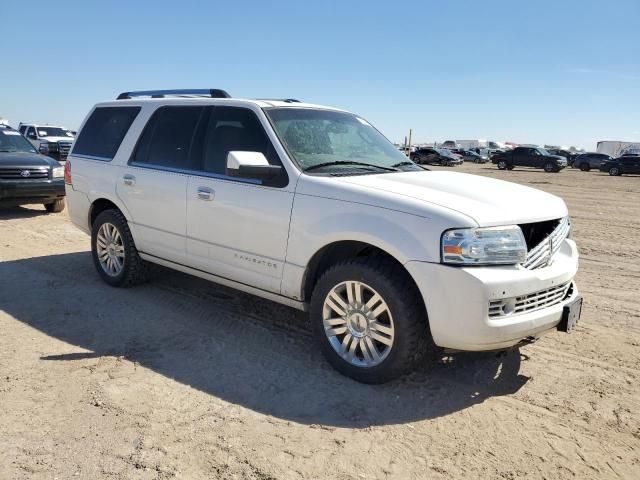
[1, 163, 639, 479]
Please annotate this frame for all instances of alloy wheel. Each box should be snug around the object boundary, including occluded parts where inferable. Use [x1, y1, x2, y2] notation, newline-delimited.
[96, 222, 125, 276]
[322, 281, 395, 367]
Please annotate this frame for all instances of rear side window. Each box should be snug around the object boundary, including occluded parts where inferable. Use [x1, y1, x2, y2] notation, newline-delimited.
[131, 106, 204, 169]
[73, 107, 140, 160]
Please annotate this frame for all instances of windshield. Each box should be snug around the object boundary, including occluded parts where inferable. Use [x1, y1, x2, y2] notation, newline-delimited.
[537, 148, 550, 156]
[0, 129, 38, 153]
[265, 108, 421, 173]
[36, 127, 73, 138]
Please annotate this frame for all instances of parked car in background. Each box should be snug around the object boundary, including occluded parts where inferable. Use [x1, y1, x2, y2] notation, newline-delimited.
[572, 152, 612, 171]
[411, 148, 463, 166]
[0, 124, 66, 212]
[491, 147, 567, 172]
[65, 88, 581, 383]
[546, 148, 577, 166]
[452, 149, 489, 163]
[18, 123, 75, 162]
[599, 156, 640, 176]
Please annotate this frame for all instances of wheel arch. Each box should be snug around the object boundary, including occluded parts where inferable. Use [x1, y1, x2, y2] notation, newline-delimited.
[88, 197, 130, 229]
[301, 240, 427, 319]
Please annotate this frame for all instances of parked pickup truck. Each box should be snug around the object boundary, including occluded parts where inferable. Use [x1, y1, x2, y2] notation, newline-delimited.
[66, 88, 581, 384]
[19, 123, 75, 162]
[492, 147, 568, 172]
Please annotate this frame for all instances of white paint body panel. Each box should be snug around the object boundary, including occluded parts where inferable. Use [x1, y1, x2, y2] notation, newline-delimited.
[185, 175, 295, 293]
[66, 96, 579, 352]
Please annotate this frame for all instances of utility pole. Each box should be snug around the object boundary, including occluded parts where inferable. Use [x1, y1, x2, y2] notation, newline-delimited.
[407, 129, 412, 157]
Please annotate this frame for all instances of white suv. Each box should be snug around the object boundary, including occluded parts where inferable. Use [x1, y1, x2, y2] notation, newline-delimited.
[65, 89, 581, 383]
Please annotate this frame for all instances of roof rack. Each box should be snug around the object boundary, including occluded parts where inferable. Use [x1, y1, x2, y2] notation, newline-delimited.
[257, 98, 301, 103]
[116, 89, 231, 100]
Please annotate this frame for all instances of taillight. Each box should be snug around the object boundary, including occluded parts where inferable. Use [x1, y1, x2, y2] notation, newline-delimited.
[64, 160, 72, 185]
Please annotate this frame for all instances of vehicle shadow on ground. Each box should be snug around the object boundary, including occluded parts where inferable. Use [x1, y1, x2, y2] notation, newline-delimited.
[0, 252, 530, 427]
[0, 205, 49, 219]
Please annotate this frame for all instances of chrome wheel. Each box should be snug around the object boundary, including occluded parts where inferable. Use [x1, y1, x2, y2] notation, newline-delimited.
[96, 222, 125, 276]
[322, 281, 394, 368]
[497, 160, 507, 170]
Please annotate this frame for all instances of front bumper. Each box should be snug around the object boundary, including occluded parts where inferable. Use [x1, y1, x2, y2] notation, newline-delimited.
[0, 179, 65, 206]
[406, 239, 579, 351]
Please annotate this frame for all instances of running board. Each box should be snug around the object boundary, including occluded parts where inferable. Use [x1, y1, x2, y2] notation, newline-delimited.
[139, 253, 308, 312]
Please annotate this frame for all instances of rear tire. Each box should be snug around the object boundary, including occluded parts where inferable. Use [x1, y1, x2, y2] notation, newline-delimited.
[44, 198, 65, 213]
[91, 209, 150, 287]
[609, 167, 620, 176]
[310, 257, 430, 384]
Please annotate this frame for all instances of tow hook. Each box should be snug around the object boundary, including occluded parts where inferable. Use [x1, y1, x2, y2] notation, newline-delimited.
[497, 336, 537, 357]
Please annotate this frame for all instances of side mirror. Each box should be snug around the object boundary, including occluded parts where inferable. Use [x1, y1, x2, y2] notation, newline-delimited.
[226, 151, 282, 180]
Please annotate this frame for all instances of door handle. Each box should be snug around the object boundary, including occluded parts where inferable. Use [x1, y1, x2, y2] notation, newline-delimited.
[196, 187, 214, 201]
[123, 174, 136, 186]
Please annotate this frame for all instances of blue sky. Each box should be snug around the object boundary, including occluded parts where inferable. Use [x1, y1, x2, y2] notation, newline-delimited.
[1, 0, 638, 149]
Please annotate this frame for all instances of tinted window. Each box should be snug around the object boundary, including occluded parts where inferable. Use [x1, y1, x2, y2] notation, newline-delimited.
[26, 127, 36, 138]
[132, 106, 204, 169]
[195, 107, 279, 175]
[73, 107, 140, 160]
[18, 126, 26, 134]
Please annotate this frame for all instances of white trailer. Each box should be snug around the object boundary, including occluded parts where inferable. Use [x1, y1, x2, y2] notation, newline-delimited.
[597, 141, 640, 157]
[457, 139, 506, 150]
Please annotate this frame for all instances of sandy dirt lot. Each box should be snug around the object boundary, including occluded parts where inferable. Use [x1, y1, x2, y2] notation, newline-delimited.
[1, 164, 639, 479]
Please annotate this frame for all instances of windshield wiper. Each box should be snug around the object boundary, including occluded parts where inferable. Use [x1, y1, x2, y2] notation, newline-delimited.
[304, 161, 398, 172]
[391, 161, 416, 168]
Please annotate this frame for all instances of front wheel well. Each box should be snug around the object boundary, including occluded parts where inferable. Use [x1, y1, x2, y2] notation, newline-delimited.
[302, 241, 423, 306]
[89, 199, 122, 228]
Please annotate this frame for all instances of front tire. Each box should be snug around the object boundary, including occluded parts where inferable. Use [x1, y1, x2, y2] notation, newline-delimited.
[580, 163, 590, 171]
[497, 160, 508, 170]
[609, 167, 620, 176]
[91, 209, 150, 287]
[310, 257, 430, 384]
[44, 198, 65, 213]
[544, 162, 557, 173]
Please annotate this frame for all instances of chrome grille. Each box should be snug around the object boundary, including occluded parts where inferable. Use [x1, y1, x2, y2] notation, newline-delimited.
[489, 282, 572, 318]
[522, 217, 570, 270]
[0, 167, 49, 179]
[58, 141, 72, 159]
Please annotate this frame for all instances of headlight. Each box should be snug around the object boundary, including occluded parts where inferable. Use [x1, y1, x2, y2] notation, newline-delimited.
[52, 166, 64, 178]
[441, 225, 527, 265]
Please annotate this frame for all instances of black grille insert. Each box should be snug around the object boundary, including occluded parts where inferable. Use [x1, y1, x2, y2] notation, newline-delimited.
[519, 218, 561, 250]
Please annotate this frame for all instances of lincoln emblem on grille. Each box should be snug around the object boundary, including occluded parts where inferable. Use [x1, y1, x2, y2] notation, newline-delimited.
[20, 170, 31, 177]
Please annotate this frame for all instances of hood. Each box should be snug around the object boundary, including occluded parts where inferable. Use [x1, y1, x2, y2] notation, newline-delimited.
[0, 151, 58, 168]
[335, 171, 568, 226]
[41, 136, 74, 143]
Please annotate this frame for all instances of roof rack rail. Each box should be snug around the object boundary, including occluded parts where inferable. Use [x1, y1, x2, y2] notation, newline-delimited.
[257, 98, 301, 103]
[116, 89, 231, 100]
